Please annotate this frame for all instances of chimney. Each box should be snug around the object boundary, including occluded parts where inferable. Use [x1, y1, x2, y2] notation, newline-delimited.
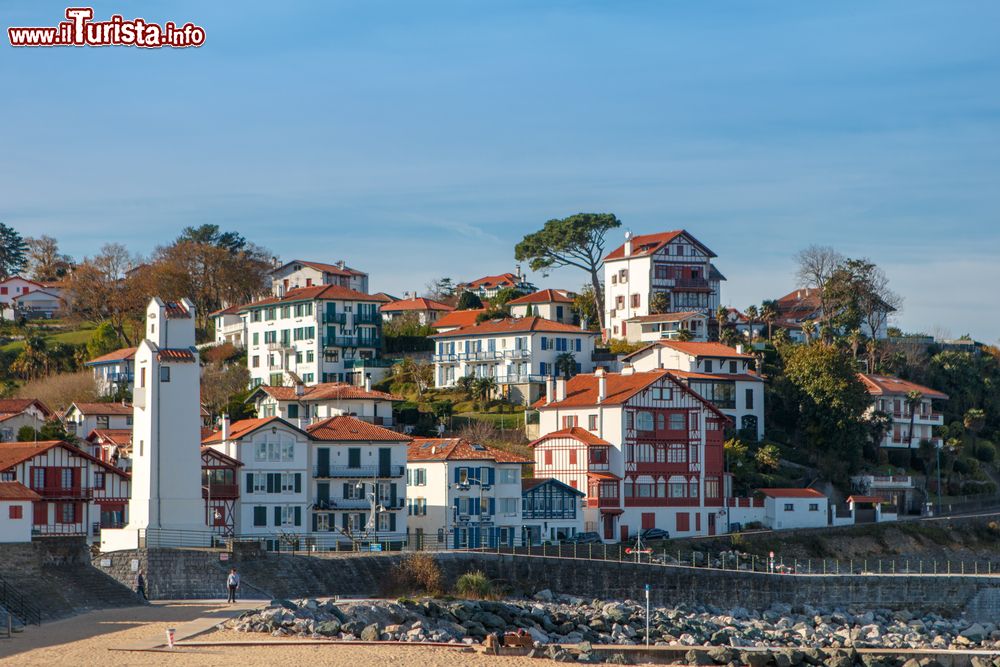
[596, 367, 607, 403]
[294, 382, 305, 397]
[555, 377, 567, 402]
[621, 363, 635, 376]
[364, 373, 372, 392]
[735, 343, 744, 354]
[337, 260, 345, 269]
[623, 230, 633, 257]
[545, 376, 555, 405]
[221, 414, 230, 442]
[580, 318, 588, 330]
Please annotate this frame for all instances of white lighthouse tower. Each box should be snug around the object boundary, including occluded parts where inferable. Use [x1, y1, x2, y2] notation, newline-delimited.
[101, 297, 209, 551]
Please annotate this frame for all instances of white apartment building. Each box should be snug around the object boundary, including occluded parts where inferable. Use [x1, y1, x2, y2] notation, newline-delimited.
[406, 437, 530, 549]
[270, 260, 369, 296]
[85, 347, 136, 397]
[211, 305, 246, 348]
[306, 416, 410, 543]
[63, 402, 134, 439]
[248, 381, 404, 429]
[507, 289, 577, 325]
[242, 284, 384, 388]
[603, 230, 725, 340]
[859, 374, 948, 449]
[203, 416, 311, 544]
[622, 311, 708, 344]
[760, 488, 829, 530]
[623, 341, 765, 440]
[430, 316, 599, 403]
[529, 368, 731, 542]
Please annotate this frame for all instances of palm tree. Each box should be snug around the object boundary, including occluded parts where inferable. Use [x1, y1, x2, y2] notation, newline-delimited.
[905, 390, 923, 450]
[555, 352, 577, 380]
[719, 327, 741, 348]
[760, 301, 777, 340]
[715, 305, 728, 342]
[473, 376, 497, 404]
[457, 375, 476, 399]
[801, 320, 816, 343]
[744, 305, 759, 343]
[964, 408, 986, 458]
[847, 329, 863, 361]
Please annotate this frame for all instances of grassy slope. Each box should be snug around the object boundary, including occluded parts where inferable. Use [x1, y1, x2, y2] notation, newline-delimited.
[1, 324, 95, 353]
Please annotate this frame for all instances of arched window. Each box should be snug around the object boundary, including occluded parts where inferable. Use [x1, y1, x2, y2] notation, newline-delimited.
[636, 411, 654, 432]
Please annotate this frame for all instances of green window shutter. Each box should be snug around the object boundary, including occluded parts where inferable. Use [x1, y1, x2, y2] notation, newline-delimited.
[266, 474, 275, 493]
[389, 513, 396, 532]
[343, 483, 349, 499]
[246, 473, 253, 493]
[254, 506, 266, 526]
[342, 512, 348, 529]
[348, 448, 361, 468]
[294, 506, 301, 526]
[294, 473, 301, 493]
[390, 483, 397, 507]
[274, 506, 281, 525]
[312, 513, 318, 531]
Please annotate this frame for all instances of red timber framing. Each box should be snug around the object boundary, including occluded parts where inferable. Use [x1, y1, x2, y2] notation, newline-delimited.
[621, 374, 728, 510]
[0, 440, 130, 537]
[201, 447, 241, 537]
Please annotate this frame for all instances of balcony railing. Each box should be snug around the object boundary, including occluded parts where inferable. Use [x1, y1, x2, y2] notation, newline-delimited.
[462, 350, 504, 361]
[344, 358, 395, 369]
[312, 464, 405, 478]
[587, 496, 620, 508]
[322, 312, 348, 325]
[432, 353, 460, 363]
[202, 484, 239, 499]
[267, 341, 294, 351]
[495, 374, 547, 385]
[354, 313, 381, 325]
[31, 486, 93, 499]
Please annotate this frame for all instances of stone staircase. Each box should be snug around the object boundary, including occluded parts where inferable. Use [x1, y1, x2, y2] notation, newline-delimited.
[0, 539, 138, 622]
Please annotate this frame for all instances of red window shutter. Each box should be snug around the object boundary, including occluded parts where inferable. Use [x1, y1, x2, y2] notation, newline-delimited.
[642, 512, 655, 530]
[696, 513, 702, 532]
[33, 501, 46, 525]
[544, 450, 552, 466]
[569, 450, 577, 465]
[569, 480, 577, 489]
[676, 512, 690, 532]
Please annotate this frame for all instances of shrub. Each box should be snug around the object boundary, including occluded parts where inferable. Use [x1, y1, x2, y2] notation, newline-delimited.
[975, 440, 996, 463]
[383, 553, 443, 597]
[454, 570, 494, 599]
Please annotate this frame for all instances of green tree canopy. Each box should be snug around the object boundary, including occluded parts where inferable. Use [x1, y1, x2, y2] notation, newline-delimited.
[456, 291, 483, 310]
[0, 222, 29, 280]
[515, 213, 621, 331]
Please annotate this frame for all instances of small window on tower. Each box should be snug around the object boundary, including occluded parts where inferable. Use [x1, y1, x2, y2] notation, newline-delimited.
[160, 367, 171, 382]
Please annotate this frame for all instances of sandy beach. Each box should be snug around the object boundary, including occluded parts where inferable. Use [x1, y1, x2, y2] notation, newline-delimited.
[0, 601, 543, 667]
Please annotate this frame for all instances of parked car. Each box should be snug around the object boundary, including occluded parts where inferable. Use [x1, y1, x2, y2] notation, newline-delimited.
[566, 532, 602, 544]
[638, 528, 670, 541]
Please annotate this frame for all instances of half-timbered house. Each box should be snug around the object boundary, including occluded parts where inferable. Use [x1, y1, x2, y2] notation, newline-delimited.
[201, 446, 242, 537]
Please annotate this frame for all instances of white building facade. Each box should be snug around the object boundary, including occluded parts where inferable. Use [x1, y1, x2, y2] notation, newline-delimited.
[859, 374, 948, 450]
[622, 311, 708, 344]
[270, 260, 369, 296]
[507, 290, 577, 325]
[761, 488, 829, 530]
[85, 347, 136, 397]
[242, 285, 384, 388]
[406, 438, 529, 549]
[63, 402, 134, 439]
[248, 382, 403, 429]
[603, 230, 724, 341]
[430, 316, 599, 404]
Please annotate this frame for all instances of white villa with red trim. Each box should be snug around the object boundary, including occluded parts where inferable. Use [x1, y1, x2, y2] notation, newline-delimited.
[380, 297, 454, 325]
[507, 289, 577, 325]
[529, 367, 731, 542]
[859, 374, 948, 449]
[603, 230, 725, 341]
[623, 341, 765, 440]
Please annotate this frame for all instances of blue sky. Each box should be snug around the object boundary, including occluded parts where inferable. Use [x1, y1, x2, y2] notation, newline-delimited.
[2, 1, 999, 341]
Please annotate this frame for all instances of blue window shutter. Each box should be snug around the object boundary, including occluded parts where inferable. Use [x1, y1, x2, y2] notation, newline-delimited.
[541, 337, 547, 350]
[246, 473, 253, 493]
[454, 466, 460, 484]
[576, 338, 581, 352]
[489, 467, 496, 485]
[342, 512, 348, 529]
[312, 513, 318, 531]
[539, 362, 546, 375]
[489, 498, 495, 516]
[294, 506, 301, 526]
[273, 506, 280, 525]
[390, 513, 396, 532]
[266, 474, 275, 494]
[454, 498, 461, 515]
[295, 473, 301, 493]
[390, 483, 397, 506]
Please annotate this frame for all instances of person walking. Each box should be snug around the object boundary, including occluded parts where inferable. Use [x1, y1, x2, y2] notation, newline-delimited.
[135, 569, 147, 603]
[226, 568, 240, 603]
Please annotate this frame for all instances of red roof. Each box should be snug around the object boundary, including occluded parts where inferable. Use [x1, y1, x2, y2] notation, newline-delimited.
[587, 471, 621, 480]
[624, 340, 750, 361]
[847, 495, 886, 504]
[535, 370, 728, 420]
[528, 427, 611, 448]
[381, 297, 454, 313]
[254, 382, 404, 402]
[164, 301, 192, 318]
[86, 429, 133, 445]
[200, 446, 244, 467]
[0, 398, 53, 418]
[209, 304, 243, 317]
[66, 402, 133, 416]
[86, 347, 137, 365]
[507, 289, 574, 306]
[0, 441, 129, 478]
[157, 348, 197, 362]
[604, 230, 716, 261]
[276, 259, 367, 277]
[0, 275, 45, 288]
[0, 481, 41, 502]
[306, 416, 411, 442]
[241, 284, 377, 309]
[408, 438, 530, 463]
[624, 311, 705, 324]
[461, 273, 523, 290]
[858, 374, 949, 400]
[431, 308, 486, 330]
[370, 292, 397, 303]
[201, 416, 295, 444]
[758, 488, 826, 499]
[430, 315, 595, 339]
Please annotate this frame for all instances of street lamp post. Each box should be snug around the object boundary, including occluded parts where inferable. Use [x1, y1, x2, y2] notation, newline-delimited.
[357, 468, 385, 548]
